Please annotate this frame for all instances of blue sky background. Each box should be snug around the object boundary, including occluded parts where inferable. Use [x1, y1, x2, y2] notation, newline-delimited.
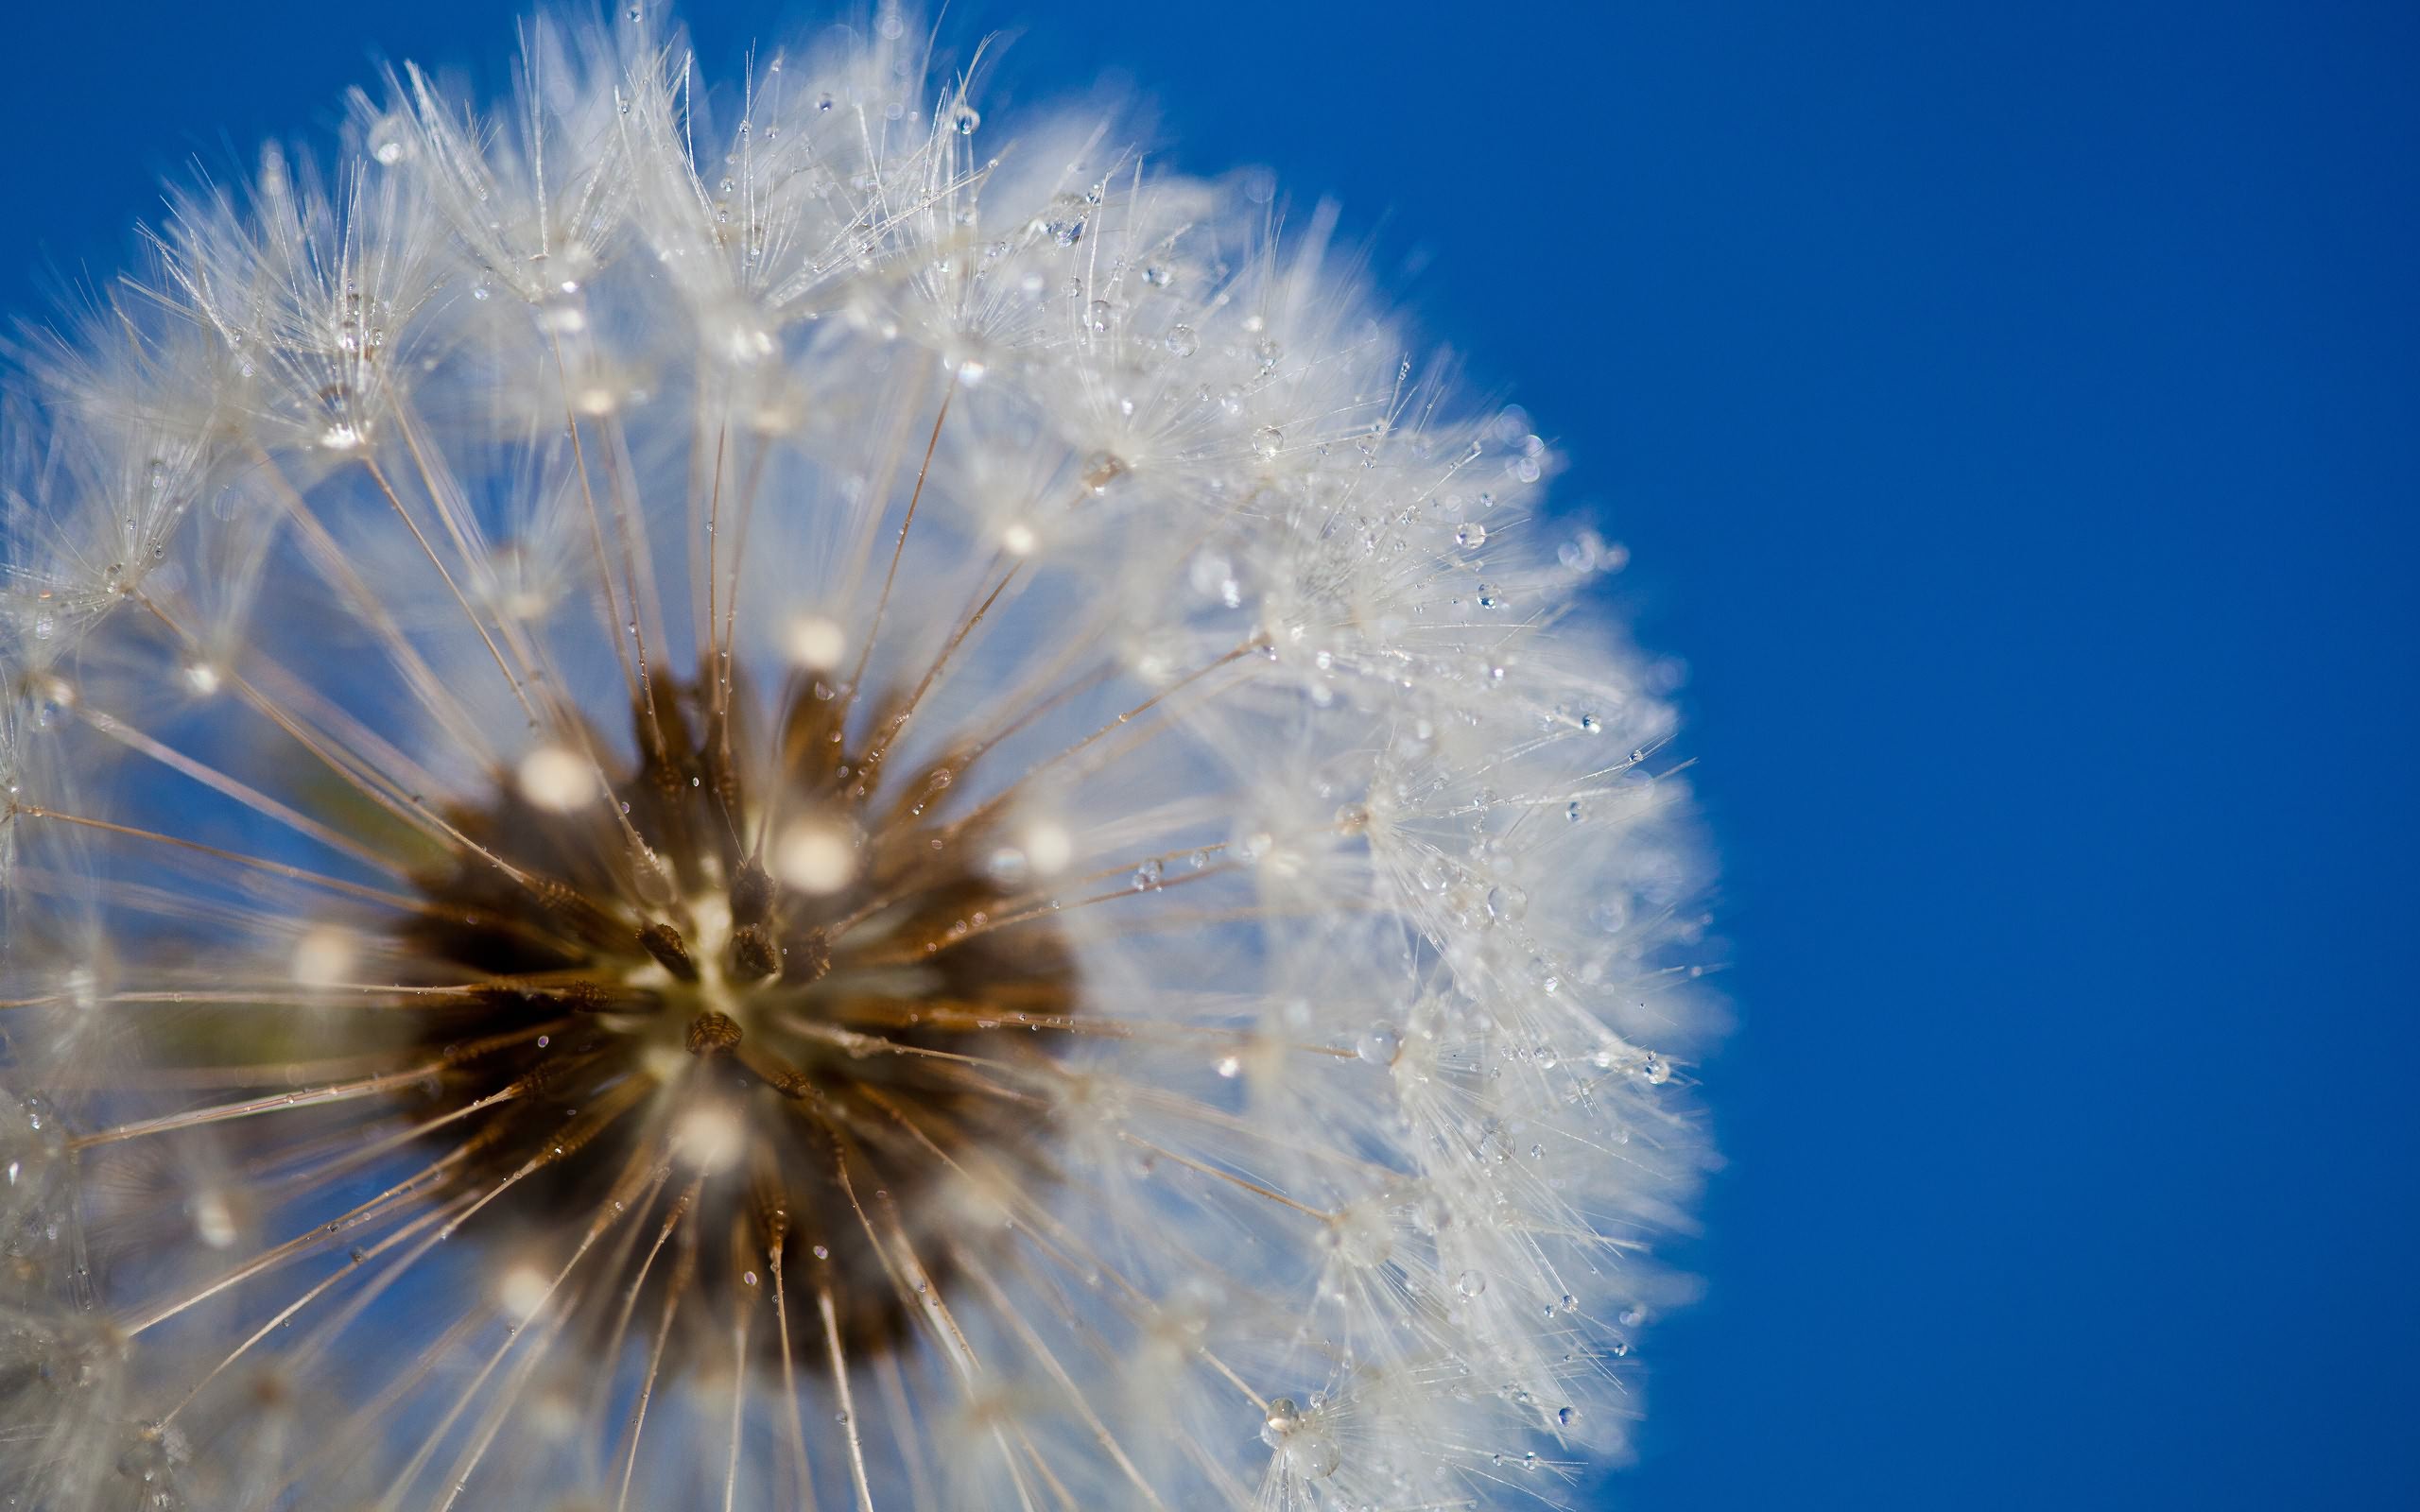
[4, 2, 2414, 1506]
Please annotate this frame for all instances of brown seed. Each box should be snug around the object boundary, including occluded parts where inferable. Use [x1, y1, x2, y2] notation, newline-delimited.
[686, 1010, 744, 1056]
[638, 921, 699, 981]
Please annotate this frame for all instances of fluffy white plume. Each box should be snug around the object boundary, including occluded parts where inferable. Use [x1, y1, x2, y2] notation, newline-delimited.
[0, 9, 1717, 1509]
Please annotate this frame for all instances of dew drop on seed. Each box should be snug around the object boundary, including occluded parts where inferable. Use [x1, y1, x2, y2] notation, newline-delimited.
[1131, 859, 1163, 890]
[1081, 451, 1128, 494]
[1456, 522, 1488, 547]
[1357, 1025, 1399, 1065]
[1259, 1398, 1301, 1445]
[1251, 425, 1283, 459]
[1457, 1269, 1488, 1297]
[1164, 324, 1198, 357]
[951, 104, 980, 135]
[1283, 1433, 1340, 1479]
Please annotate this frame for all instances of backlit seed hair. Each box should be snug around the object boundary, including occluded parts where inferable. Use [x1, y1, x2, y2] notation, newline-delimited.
[0, 8, 1717, 1509]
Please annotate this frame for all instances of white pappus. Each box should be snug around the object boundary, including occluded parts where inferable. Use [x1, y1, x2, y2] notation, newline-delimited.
[0, 8, 1718, 1510]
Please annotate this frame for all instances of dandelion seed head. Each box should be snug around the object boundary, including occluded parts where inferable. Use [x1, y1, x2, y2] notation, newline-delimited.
[0, 9, 1717, 1508]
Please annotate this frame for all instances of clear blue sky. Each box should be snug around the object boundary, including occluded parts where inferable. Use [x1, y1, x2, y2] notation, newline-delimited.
[5, 3, 2413, 1506]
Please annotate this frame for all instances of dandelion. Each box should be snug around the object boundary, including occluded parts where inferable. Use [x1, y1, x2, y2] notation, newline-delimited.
[0, 9, 1714, 1509]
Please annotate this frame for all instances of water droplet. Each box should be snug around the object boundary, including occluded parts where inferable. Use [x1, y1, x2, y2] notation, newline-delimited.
[1356, 1025, 1399, 1065]
[1044, 202, 1087, 247]
[1251, 425, 1283, 459]
[1080, 451, 1129, 494]
[1283, 1433, 1340, 1478]
[1456, 522, 1488, 548]
[951, 104, 980, 135]
[1164, 324, 1198, 357]
[1130, 859, 1163, 890]
[1260, 1398, 1302, 1444]
[1457, 1269, 1488, 1297]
